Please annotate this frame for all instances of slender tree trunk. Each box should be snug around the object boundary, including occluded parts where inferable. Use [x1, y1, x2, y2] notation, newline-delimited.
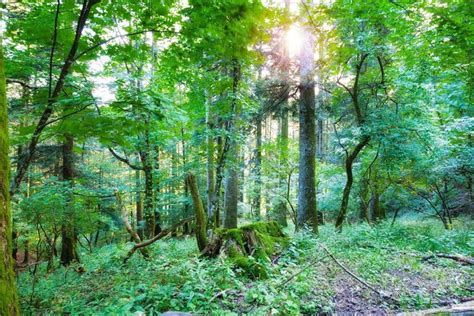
[22, 240, 29, 264]
[335, 136, 370, 230]
[253, 119, 262, 219]
[297, 22, 318, 232]
[206, 95, 216, 223]
[181, 129, 191, 226]
[60, 135, 79, 266]
[135, 169, 143, 239]
[359, 175, 370, 223]
[143, 166, 155, 237]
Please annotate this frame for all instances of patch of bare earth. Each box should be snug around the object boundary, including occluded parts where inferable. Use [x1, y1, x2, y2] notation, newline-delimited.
[333, 274, 393, 315]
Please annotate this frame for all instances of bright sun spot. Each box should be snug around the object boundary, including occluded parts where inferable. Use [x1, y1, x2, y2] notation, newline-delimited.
[286, 25, 305, 58]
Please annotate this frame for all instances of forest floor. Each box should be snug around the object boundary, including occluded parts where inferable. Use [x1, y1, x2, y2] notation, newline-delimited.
[17, 216, 473, 315]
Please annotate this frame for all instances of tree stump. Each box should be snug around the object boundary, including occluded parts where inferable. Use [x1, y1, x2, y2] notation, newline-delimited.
[202, 221, 288, 278]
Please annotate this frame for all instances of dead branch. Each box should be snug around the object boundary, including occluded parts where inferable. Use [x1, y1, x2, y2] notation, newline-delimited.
[422, 254, 474, 265]
[319, 243, 400, 304]
[123, 217, 194, 263]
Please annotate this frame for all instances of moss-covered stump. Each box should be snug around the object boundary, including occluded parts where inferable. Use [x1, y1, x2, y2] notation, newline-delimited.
[202, 221, 288, 278]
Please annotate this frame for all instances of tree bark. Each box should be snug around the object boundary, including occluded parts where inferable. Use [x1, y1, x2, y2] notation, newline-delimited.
[297, 23, 318, 232]
[206, 95, 216, 223]
[60, 135, 79, 266]
[335, 136, 370, 230]
[185, 173, 207, 251]
[0, 42, 20, 315]
[135, 169, 144, 239]
[253, 119, 262, 219]
[223, 168, 239, 229]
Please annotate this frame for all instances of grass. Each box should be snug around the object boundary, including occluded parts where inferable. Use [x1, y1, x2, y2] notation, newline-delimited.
[17, 216, 474, 315]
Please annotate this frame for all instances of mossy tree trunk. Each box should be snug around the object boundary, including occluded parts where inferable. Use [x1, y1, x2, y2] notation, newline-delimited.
[0, 42, 20, 315]
[185, 173, 207, 251]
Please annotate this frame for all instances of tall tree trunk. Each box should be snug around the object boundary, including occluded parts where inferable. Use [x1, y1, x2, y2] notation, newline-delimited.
[206, 95, 216, 223]
[273, 0, 291, 227]
[143, 165, 155, 237]
[60, 135, 79, 266]
[135, 169, 143, 239]
[297, 21, 318, 232]
[223, 168, 239, 229]
[140, 122, 157, 238]
[0, 42, 20, 315]
[253, 119, 262, 219]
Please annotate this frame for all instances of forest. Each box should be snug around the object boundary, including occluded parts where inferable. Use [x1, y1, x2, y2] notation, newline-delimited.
[0, 0, 472, 315]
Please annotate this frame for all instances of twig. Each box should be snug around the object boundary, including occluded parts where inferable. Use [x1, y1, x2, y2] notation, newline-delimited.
[277, 255, 329, 290]
[319, 243, 400, 304]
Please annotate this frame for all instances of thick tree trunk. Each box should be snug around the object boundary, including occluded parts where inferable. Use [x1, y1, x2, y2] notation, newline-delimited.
[335, 136, 370, 230]
[0, 42, 20, 314]
[185, 173, 207, 251]
[297, 24, 317, 232]
[223, 168, 239, 229]
[60, 135, 79, 266]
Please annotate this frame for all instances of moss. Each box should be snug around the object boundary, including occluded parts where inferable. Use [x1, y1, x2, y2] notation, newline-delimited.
[231, 256, 268, 279]
[211, 221, 288, 278]
[0, 43, 20, 315]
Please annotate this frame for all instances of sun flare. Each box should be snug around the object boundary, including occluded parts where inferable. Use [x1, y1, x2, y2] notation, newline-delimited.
[286, 25, 305, 58]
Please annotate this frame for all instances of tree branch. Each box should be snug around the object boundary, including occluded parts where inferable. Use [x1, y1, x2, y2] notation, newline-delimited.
[108, 148, 143, 171]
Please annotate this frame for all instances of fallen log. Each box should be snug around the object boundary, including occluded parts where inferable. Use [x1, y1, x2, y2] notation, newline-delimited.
[123, 217, 194, 263]
[422, 253, 474, 265]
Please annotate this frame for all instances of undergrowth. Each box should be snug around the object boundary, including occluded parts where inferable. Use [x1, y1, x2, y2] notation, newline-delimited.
[18, 217, 473, 315]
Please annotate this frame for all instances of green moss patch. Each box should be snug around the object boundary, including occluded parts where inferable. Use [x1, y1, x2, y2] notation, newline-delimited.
[204, 221, 289, 278]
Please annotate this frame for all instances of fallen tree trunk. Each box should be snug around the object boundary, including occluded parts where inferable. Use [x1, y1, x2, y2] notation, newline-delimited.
[123, 217, 194, 263]
[422, 253, 474, 265]
[202, 221, 288, 278]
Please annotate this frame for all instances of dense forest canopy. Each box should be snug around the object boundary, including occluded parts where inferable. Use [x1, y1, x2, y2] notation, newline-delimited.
[0, 0, 472, 314]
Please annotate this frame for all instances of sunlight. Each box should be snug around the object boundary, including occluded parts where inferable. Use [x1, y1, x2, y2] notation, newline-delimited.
[286, 24, 305, 58]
